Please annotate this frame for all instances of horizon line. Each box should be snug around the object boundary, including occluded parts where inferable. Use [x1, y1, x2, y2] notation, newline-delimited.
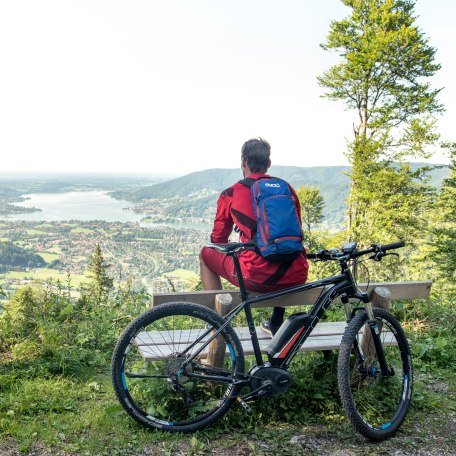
[0, 160, 448, 178]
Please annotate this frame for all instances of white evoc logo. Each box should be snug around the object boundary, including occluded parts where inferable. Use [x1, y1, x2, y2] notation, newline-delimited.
[265, 183, 280, 188]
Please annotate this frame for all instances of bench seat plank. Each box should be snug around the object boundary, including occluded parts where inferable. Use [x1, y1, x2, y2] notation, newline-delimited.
[134, 321, 350, 347]
[135, 329, 397, 361]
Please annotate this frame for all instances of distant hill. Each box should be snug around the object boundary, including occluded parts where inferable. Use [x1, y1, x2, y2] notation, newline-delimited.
[111, 164, 449, 228]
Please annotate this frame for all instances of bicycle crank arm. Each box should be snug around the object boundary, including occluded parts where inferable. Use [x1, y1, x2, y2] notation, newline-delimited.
[187, 372, 250, 386]
[125, 372, 169, 379]
[240, 380, 273, 402]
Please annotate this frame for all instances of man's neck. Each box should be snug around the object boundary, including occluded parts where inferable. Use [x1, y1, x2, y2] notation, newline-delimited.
[243, 169, 268, 178]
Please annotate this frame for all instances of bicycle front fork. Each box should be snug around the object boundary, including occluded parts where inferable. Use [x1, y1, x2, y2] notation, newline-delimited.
[364, 301, 391, 377]
[343, 295, 392, 378]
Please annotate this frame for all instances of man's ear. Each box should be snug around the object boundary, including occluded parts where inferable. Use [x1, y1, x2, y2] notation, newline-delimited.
[267, 159, 272, 169]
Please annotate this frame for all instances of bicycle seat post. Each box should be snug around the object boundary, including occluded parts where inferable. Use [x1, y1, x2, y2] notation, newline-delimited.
[229, 250, 264, 367]
[229, 251, 249, 302]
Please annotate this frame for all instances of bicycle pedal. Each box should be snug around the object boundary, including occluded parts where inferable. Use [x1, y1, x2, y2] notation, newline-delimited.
[236, 397, 252, 413]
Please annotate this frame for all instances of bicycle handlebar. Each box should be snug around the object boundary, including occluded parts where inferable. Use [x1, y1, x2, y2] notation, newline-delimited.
[380, 240, 405, 251]
[307, 240, 405, 262]
[206, 240, 405, 262]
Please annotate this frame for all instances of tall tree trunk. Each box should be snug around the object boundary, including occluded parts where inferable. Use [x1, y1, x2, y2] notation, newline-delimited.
[348, 100, 368, 241]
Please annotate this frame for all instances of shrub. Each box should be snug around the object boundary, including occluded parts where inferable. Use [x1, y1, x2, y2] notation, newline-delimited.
[0, 282, 150, 375]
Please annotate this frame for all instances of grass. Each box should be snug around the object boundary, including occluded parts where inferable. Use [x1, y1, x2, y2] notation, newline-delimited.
[35, 224, 54, 229]
[48, 247, 63, 255]
[162, 269, 200, 289]
[0, 371, 182, 454]
[70, 227, 94, 234]
[0, 288, 454, 455]
[2, 269, 87, 288]
[162, 269, 199, 282]
[26, 229, 48, 236]
[0, 358, 454, 455]
[37, 252, 60, 263]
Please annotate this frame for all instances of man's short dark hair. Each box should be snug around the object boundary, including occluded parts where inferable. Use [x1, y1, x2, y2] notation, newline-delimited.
[241, 138, 271, 173]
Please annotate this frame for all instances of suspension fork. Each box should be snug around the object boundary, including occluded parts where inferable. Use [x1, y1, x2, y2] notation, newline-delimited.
[347, 293, 391, 377]
[364, 300, 391, 377]
[341, 295, 351, 323]
[342, 295, 365, 371]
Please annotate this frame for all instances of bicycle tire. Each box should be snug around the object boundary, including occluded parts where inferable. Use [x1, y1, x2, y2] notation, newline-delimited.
[338, 308, 413, 440]
[111, 301, 245, 432]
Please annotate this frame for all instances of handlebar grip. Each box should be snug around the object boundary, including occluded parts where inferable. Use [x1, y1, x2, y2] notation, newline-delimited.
[307, 253, 317, 259]
[380, 240, 405, 251]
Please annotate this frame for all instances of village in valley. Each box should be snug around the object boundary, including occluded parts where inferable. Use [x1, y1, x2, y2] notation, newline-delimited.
[0, 219, 209, 301]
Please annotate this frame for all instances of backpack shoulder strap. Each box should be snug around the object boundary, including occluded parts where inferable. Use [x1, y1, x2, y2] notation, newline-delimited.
[238, 177, 256, 188]
[239, 175, 277, 188]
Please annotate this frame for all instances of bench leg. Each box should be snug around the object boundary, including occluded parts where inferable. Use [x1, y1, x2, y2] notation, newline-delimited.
[206, 294, 233, 368]
[360, 287, 391, 357]
[322, 350, 335, 361]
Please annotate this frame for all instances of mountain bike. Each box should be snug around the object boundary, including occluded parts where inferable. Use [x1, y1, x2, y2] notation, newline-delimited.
[111, 240, 412, 440]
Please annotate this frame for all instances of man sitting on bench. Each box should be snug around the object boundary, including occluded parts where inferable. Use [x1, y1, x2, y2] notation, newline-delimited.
[200, 138, 309, 336]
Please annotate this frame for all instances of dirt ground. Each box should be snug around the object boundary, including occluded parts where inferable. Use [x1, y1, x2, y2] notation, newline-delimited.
[1, 412, 455, 456]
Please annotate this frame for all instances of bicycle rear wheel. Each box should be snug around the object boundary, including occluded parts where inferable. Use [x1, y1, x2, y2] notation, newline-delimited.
[338, 308, 413, 440]
[111, 302, 245, 432]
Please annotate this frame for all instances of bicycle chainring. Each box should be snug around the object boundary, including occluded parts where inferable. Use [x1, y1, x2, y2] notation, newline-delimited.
[249, 365, 292, 397]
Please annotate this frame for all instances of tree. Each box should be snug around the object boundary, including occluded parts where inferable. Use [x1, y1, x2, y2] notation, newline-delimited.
[429, 143, 456, 282]
[87, 244, 113, 304]
[318, 0, 442, 245]
[296, 186, 325, 234]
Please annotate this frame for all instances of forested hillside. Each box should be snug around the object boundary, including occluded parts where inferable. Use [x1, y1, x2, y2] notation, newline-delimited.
[0, 242, 45, 271]
[111, 163, 449, 228]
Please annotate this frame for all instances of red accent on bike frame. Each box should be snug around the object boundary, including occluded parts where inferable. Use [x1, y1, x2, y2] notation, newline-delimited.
[274, 326, 305, 359]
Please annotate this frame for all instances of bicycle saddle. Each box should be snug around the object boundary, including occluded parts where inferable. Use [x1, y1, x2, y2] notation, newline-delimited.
[206, 242, 256, 253]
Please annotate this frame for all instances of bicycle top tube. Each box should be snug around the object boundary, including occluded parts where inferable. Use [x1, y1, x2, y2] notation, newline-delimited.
[205, 242, 354, 303]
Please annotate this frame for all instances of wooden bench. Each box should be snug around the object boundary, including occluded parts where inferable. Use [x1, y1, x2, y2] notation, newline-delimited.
[135, 321, 398, 361]
[139, 281, 431, 365]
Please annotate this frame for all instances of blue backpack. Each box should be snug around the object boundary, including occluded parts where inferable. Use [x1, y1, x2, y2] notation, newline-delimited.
[240, 177, 303, 262]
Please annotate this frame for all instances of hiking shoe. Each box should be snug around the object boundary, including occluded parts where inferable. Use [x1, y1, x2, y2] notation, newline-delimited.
[260, 321, 274, 337]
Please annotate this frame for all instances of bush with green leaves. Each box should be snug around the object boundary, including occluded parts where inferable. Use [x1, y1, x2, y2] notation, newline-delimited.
[400, 293, 456, 369]
[0, 281, 150, 375]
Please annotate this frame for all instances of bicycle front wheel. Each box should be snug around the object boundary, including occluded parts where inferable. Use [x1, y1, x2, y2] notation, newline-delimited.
[112, 302, 245, 432]
[338, 308, 413, 440]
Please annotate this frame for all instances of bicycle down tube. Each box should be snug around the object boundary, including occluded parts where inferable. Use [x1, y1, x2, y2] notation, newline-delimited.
[185, 263, 364, 382]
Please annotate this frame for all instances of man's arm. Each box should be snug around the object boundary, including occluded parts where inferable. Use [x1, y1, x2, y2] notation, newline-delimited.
[211, 189, 234, 243]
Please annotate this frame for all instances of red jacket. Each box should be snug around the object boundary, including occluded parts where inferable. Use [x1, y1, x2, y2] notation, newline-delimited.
[211, 172, 308, 287]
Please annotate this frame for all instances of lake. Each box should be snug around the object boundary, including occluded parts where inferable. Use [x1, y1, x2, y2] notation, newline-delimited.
[2, 191, 210, 230]
[3, 191, 143, 223]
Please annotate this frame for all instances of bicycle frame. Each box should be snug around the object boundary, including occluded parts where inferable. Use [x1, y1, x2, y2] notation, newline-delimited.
[114, 239, 409, 437]
[183, 251, 371, 380]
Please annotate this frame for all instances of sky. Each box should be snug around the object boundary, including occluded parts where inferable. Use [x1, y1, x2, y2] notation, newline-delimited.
[0, 0, 455, 175]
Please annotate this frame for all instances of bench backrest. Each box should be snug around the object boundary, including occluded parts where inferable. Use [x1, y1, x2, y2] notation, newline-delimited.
[152, 281, 432, 309]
